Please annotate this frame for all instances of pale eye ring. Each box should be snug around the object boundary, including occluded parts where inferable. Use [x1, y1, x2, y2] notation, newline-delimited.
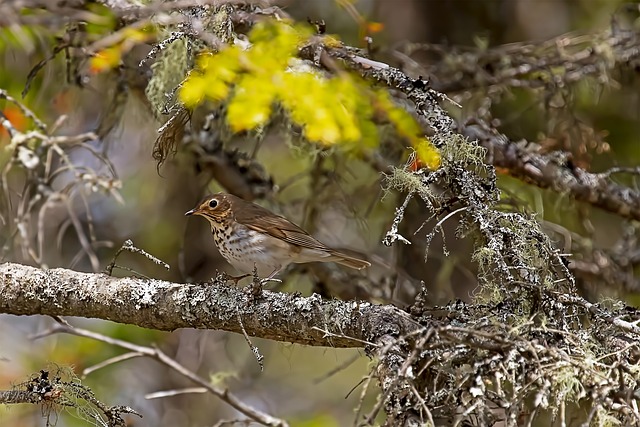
[209, 199, 218, 209]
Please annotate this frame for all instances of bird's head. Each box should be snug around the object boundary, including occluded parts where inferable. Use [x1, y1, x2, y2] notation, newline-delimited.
[185, 193, 233, 226]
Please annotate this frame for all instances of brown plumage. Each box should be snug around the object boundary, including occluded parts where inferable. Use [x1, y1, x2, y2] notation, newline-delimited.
[185, 193, 370, 278]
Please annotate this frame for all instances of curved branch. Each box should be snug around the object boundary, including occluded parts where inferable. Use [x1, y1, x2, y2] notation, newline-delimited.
[0, 262, 419, 348]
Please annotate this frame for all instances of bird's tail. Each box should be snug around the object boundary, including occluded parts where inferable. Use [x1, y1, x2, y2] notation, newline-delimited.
[330, 250, 371, 270]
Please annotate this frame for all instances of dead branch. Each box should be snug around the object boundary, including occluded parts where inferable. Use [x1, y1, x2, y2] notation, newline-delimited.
[0, 367, 140, 427]
[31, 318, 287, 427]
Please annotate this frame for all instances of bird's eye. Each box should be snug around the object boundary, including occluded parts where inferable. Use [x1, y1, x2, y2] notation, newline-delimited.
[208, 199, 218, 209]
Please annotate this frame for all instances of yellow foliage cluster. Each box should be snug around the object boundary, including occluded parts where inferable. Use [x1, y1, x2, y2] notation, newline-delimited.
[179, 20, 440, 169]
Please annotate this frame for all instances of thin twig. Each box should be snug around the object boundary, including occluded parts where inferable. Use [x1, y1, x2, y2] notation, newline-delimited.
[31, 317, 288, 427]
[237, 312, 264, 372]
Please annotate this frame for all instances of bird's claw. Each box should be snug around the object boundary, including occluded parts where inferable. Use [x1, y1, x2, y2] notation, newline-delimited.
[259, 277, 282, 286]
[246, 276, 281, 300]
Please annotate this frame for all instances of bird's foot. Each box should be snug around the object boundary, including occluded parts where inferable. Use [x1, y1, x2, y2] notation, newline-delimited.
[259, 277, 282, 287]
[245, 266, 282, 299]
[248, 276, 281, 298]
[224, 273, 250, 284]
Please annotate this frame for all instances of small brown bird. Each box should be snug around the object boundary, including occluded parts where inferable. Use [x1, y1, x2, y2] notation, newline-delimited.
[185, 193, 370, 279]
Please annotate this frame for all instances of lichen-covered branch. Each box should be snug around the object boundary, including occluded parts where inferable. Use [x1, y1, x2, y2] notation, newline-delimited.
[370, 297, 640, 426]
[0, 262, 419, 348]
[4, 262, 640, 425]
[463, 118, 640, 222]
[305, 38, 640, 223]
[407, 24, 640, 94]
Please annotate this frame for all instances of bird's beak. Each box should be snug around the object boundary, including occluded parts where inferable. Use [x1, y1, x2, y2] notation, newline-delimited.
[185, 208, 196, 216]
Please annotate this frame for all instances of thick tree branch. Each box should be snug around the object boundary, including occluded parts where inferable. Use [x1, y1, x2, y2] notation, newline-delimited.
[0, 262, 419, 348]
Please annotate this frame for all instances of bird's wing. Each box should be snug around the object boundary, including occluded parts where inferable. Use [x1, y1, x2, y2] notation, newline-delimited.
[233, 197, 370, 269]
[234, 204, 330, 250]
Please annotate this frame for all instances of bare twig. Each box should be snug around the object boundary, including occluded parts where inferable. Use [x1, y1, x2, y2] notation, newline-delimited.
[145, 387, 207, 400]
[237, 312, 264, 372]
[105, 239, 170, 276]
[382, 191, 414, 246]
[33, 318, 288, 427]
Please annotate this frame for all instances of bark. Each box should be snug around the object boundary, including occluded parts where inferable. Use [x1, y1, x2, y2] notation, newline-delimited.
[0, 262, 419, 348]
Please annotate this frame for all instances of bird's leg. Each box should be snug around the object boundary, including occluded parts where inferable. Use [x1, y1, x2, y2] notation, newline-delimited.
[246, 265, 262, 299]
[266, 266, 283, 280]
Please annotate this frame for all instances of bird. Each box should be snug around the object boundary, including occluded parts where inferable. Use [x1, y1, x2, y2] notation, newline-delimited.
[185, 192, 370, 279]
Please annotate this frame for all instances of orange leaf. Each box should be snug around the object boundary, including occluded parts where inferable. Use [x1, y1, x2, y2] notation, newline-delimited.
[366, 21, 384, 34]
[0, 106, 27, 138]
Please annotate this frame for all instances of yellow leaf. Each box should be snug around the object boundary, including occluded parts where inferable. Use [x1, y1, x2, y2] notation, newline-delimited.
[227, 76, 276, 131]
[204, 79, 230, 102]
[179, 74, 207, 108]
[123, 26, 155, 42]
[176, 19, 427, 157]
[89, 46, 121, 74]
[413, 137, 441, 170]
[306, 117, 341, 144]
